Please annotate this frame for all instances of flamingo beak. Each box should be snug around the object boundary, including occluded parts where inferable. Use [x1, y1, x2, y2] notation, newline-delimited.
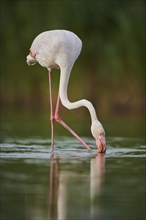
[96, 135, 106, 153]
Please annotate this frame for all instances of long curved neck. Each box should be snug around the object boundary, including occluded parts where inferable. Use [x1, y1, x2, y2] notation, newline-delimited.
[59, 66, 98, 123]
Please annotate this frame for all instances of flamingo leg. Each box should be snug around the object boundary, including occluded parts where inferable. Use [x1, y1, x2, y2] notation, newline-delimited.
[54, 95, 91, 151]
[48, 69, 55, 152]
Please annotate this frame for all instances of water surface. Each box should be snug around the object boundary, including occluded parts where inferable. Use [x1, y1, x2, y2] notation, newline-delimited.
[0, 136, 145, 220]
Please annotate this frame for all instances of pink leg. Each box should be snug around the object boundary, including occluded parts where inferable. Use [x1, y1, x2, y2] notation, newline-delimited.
[48, 70, 55, 152]
[54, 95, 91, 151]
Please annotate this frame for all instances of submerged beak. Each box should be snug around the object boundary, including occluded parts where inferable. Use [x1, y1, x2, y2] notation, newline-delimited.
[96, 135, 106, 153]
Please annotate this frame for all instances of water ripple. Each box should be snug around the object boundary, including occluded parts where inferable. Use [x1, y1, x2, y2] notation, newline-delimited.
[0, 137, 145, 162]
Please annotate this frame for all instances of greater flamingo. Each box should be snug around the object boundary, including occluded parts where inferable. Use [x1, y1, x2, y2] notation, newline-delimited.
[26, 30, 106, 153]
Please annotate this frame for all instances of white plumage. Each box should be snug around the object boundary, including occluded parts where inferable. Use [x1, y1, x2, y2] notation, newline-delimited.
[26, 29, 106, 153]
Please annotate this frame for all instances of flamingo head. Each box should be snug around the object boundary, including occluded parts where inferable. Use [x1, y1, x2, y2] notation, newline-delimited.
[26, 50, 37, 66]
[91, 120, 106, 153]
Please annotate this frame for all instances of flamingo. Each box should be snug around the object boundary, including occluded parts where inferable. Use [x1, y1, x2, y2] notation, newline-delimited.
[26, 30, 106, 153]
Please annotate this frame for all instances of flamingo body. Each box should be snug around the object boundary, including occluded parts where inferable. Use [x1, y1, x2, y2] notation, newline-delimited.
[26, 30, 106, 153]
[28, 30, 82, 69]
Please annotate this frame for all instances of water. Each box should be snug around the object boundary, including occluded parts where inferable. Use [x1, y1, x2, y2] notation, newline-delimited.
[0, 136, 146, 220]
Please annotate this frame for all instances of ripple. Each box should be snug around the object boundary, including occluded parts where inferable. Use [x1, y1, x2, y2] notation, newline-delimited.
[0, 137, 145, 163]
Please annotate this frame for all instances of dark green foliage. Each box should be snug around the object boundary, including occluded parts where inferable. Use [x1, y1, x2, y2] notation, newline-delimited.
[0, 0, 145, 118]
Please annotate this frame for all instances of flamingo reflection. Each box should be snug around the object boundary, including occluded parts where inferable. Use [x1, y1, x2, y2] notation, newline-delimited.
[90, 154, 105, 219]
[48, 154, 59, 220]
[48, 153, 105, 220]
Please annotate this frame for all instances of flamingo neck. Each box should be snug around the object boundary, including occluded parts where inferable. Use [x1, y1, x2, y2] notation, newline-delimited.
[59, 66, 98, 123]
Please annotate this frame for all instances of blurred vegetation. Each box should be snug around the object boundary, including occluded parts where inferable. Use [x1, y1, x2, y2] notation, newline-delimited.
[0, 0, 145, 121]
